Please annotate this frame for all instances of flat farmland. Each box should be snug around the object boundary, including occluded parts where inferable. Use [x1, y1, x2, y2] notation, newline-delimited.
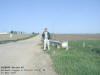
[0, 34, 32, 41]
[53, 34, 100, 40]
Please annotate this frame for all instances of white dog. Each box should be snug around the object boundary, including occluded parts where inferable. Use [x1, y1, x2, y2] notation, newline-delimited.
[61, 41, 68, 50]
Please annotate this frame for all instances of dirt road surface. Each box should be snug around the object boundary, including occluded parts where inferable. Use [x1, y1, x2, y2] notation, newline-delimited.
[0, 35, 57, 75]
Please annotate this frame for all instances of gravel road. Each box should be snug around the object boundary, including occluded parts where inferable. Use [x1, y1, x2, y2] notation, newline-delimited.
[0, 35, 57, 75]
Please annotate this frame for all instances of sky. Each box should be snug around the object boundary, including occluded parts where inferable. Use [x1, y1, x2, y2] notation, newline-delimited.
[0, 0, 100, 33]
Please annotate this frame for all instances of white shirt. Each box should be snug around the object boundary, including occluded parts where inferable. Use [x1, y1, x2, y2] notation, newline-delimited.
[44, 32, 48, 40]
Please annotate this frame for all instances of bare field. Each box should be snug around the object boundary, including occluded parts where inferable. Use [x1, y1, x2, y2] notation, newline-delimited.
[53, 34, 100, 40]
[0, 34, 32, 41]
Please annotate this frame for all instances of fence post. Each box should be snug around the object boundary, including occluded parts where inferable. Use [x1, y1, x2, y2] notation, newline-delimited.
[83, 42, 85, 48]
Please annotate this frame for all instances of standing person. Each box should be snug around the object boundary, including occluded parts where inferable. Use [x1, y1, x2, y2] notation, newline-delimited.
[42, 28, 50, 50]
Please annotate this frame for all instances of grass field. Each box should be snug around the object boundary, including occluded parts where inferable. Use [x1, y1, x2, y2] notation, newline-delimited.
[15, 33, 38, 41]
[0, 34, 33, 40]
[53, 34, 100, 40]
[46, 40, 100, 75]
[0, 34, 38, 44]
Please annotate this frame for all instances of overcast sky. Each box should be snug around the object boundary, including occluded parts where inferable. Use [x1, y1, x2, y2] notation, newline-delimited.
[0, 0, 100, 33]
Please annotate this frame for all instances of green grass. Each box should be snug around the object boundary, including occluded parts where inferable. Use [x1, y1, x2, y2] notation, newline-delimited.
[46, 40, 100, 75]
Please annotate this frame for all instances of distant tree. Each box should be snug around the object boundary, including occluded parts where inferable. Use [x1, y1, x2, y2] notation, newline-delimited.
[32, 32, 34, 34]
[10, 30, 25, 34]
[10, 30, 14, 34]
